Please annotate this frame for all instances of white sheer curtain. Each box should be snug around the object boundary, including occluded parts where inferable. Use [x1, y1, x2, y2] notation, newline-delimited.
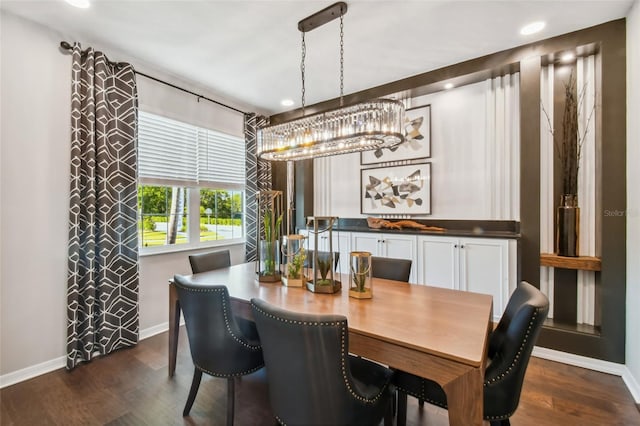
[485, 73, 520, 220]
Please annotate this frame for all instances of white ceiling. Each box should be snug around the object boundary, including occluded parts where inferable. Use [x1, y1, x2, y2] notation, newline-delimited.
[1, 0, 633, 115]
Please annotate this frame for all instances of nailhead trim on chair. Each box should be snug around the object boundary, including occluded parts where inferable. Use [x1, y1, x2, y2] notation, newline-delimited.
[176, 283, 264, 377]
[175, 283, 261, 351]
[484, 309, 539, 387]
[194, 362, 264, 378]
[483, 308, 541, 421]
[394, 384, 447, 409]
[251, 303, 387, 405]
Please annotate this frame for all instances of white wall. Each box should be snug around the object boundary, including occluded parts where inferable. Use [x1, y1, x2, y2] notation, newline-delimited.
[0, 11, 247, 381]
[315, 81, 495, 219]
[1, 11, 71, 377]
[625, 0, 640, 402]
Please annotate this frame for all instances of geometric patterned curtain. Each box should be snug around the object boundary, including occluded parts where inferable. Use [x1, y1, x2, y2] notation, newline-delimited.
[67, 43, 139, 370]
[244, 113, 271, 262]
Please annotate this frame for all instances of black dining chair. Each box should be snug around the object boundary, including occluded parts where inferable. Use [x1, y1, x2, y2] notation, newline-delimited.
[394, 281, 549, 426]
[250, 297, 395, 426]
[371, 256, 412, 282]
[188, 249, 258, 340]
[188, 249, 231, 274]
[173, 275, 264, 425]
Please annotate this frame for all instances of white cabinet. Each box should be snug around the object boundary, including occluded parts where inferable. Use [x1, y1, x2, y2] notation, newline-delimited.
[299, 230, 351, 275]
[417, 236, 516, 320]
[350, 232, 417, 283]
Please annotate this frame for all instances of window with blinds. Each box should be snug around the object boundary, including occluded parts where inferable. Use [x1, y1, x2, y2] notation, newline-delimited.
[137, 111, 245, 251]
[138, 111, 245, 189]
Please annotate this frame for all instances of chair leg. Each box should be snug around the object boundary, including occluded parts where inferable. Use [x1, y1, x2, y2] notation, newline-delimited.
[383, 397, 393, 426]
[183, 368, 203, 416]
[396, 390, 408, 426]
[226, 377, 235, 426]
[490, 420, 510, 426]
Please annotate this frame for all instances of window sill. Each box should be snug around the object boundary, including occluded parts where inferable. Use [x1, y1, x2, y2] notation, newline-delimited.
[139, 239, 245, 257]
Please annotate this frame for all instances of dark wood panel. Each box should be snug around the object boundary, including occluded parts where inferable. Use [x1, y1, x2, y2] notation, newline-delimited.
[519, 55, 542, 287]
[553, 268, 578, 325]
[1, 331, 638, 426]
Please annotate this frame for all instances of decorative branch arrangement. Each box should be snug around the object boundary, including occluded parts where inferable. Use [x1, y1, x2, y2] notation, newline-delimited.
[541, 70, 596, 197]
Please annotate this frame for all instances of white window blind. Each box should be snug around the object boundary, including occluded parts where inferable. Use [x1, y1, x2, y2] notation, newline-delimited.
[138, 111, 245, 189]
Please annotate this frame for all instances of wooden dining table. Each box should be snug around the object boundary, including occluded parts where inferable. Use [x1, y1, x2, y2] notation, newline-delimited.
[168, 261, 493, 426]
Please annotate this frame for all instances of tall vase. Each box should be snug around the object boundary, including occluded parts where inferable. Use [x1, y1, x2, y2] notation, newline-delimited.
[258, 239, 281, 282]
[556, 194, 580, 257]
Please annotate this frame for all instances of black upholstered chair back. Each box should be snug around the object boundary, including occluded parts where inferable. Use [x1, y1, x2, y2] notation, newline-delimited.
[251, 298, 393, 426]
[371, 256, 412, 282]
[173, 275, 263, 376]
[483, 280, 549, 420]
[188, 249, 231, 274]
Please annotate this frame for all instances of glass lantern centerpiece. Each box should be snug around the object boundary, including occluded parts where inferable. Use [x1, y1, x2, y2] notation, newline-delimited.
[281, 234, 306, 287]
[305, 216, 341, 294]
[256, 190, 283, 283]
[349, 251, 373, 299]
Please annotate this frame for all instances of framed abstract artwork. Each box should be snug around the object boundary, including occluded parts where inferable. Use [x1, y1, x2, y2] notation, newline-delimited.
[361, 104, 431, 165]
[361, 163, 431, 215]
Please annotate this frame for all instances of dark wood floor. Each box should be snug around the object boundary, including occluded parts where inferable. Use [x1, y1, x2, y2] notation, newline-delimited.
[2, 328, 638, 426]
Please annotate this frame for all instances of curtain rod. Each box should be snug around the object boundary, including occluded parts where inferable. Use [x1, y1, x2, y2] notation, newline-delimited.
[59, 41, 247, 115]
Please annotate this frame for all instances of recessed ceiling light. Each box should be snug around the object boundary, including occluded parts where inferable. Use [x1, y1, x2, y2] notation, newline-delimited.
[561, 53, 575, 62]
[520, 21, 545, 36]
[65, 0, 90, 8]
[281, 99, 294, 107]
[444, 83, 454, 90]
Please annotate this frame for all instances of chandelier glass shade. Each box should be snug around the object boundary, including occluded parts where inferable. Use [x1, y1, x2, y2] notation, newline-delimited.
[257, 99, 405, 161]
[256, 2, 405, 162]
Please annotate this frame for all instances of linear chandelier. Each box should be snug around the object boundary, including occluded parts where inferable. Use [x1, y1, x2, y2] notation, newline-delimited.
[257, 2, 405, 162]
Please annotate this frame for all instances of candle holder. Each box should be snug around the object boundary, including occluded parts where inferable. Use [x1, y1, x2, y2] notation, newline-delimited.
[281, 234, 306, 287]
[305, 216, 341, 294]
[349, 251, 373, 299]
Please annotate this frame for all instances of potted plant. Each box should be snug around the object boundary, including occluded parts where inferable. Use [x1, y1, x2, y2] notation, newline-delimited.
[282, 235, 305, 287]
[258, 207, 283, 282]
[305, 216, 341, 294]
[349, 251, 372, 299]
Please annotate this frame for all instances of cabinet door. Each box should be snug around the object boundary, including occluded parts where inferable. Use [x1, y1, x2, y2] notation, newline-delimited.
[381, 234, 418, 283]
[416, 236, 458, 289]
[332, 231, 351, 275]
[351, 232, 382, 255]
[459, 238, 509, 321]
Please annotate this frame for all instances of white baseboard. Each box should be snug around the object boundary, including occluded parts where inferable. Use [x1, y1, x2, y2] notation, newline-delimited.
[0, 356, 67, 389]
[0, 321, 185, 389]
[533, 346, 640, 403]
[622, 366, 640, 403]
[139, 322, 170, 340]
